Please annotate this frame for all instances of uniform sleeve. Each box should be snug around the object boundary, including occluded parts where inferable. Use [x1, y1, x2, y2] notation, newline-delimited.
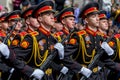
[62, 57, 82, 73]
[0, 54, 12, 73]
[12, 35, 33, 60]
[64, 33, 79, 57]
[8, 48, 34, 77]
[102, 58, 120, 71]
[8, 35, 34, 77]
[62, 33, 83, 73]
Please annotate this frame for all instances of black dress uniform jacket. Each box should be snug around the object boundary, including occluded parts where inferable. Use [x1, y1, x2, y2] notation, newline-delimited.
[62, 27, 120, 80]
[12, 26, 63, 80]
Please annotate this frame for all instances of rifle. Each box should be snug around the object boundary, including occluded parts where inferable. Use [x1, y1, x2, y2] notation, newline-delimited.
[80, 31, 117, 80]
[4, 21, 18, 80]
[33, 28, 76, 80]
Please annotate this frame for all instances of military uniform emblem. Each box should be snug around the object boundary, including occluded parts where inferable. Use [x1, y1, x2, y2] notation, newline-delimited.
[85, 34, 91, 48]
[69, 38, 77, 45]
[39, 39, 46, 50]
[20, 40, 29, 49]
[108, 41, 115, 48]
[12, 39, 19, 46]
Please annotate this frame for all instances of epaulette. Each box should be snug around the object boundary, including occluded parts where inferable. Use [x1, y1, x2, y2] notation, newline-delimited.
[29, 31, 39, 36]
[19, 31, 27, 37]
[54, 32, 63, 36]
[97, 31, 106, 37]
[114, 34, 120, 38]
[11, 39, 20, 46]
[0, 32, 6, 37]
[97, 31, 102, 35]
[76, 30, 86, 36]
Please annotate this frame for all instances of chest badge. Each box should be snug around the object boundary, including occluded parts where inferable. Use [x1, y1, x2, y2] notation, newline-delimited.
[85, 34, 91, 48]
[39, 39, 46, 50]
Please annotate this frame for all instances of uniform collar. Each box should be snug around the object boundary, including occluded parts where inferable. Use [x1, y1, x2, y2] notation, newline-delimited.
[27, 26, 34, 33]
[54, 31, 63, 36]
[38, 26, 51, 36]
[85, 26, 97, 36]
[19, 31, 27, 36]
[97, 29, 107, 38]
[0, 31, 6, 37]
[62, 27, 69, 35]
[114, 34, 120, 38]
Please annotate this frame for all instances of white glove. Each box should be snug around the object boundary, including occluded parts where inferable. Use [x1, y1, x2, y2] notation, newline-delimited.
[60, 66, 69, 74]
[101, 42, 114, 56]
[98, 66, 102, 71]
[10, 68, 14, 74]
[0, 43, 10, 59]
[31, 69, 44, 80]
[79, 67, 92, 78]
[54, 43, 64, 59]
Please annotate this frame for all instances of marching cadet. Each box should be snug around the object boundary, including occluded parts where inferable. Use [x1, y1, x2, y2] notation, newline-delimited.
[5, 11, 27, 80]
[10, 0, 68, 80]
[98, 10, 120, 80]
[97, 10, 114, 80]
[60, 2, 120, 80]
[52, 7, 77, 80]
[10, 5, 39, 49]
[53, 14, 64, 42]
[54, 7, 76, 43]
[0, 9, 43, 80]
[0, 6, 45, 80]
[5, 10, 23, 41]
[107, 12, 120, 80]
[21, 5, 39, 33]
[0, 13, 9, 44]
[0, 41, 45, 80]
[97, 10, 109, 39]
[0, 13, 14, 80]
[8, 6, 38, 80]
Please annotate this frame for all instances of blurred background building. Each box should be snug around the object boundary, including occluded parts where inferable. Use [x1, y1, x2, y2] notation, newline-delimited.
[0, 0, 119, 11]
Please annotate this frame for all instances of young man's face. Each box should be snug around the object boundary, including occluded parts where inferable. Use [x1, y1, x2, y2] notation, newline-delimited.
[54, 22, 63, 31]
[26, 17, 40, 28]
[85, 14, 99, 27]
[39, 12, 55, 27]
[1, 21, 9, 30]
[108, 19, 112, 27]
[99, 19, 108, 31]
[9, 20, 22, 31]
[62, 16, 75, 29]
[15, 21, 22, 31]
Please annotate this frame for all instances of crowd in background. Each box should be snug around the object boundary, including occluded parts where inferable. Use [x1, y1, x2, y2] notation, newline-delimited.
[0, 0, 120, 35]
